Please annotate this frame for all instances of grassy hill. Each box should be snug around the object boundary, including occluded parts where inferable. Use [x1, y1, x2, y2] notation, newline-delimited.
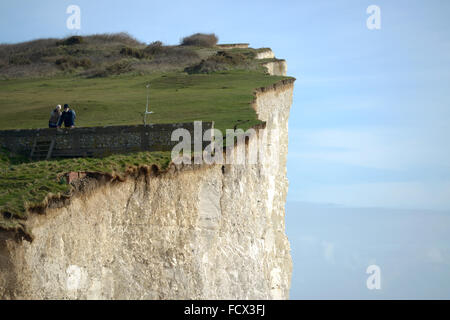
[0, 33, 292, 239]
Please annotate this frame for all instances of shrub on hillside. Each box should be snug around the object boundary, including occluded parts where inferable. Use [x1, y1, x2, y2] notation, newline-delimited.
[8, 47, 67, 66]
[120, 46, 148, 59]
[89, 59, 132, 77]
[0, 39, 58, 60]
[85, 33, 143, 46]
[184, 50, 247, 74]
[144, 41, 163, 55]
[8, 54, 31, 65]
[29, 47, 63, 61]
[180, 33, 218, 47]
[56, 36, 83, 46]
[55, 56, 92, 70]
[104, 60, 133, 75]
[150, 46, 200, 65]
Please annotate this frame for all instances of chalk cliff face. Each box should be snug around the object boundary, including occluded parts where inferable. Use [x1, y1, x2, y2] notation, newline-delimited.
[254, 49, 287, 76]
[255, 49, 275, 60]
[0, 75, 294, 300]
[263, 60, 287, 76]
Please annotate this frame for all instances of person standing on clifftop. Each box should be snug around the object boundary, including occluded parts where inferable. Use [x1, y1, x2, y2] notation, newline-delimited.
[57, 104, 76, 128]
[48, 105, 62, 128]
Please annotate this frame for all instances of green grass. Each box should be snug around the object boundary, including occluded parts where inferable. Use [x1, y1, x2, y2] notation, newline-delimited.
[0, 70, 288, 133]
[0, 147, 171, 238]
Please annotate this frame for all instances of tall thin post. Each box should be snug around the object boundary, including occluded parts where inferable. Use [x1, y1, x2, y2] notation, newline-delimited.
[144, 84, 153, 125]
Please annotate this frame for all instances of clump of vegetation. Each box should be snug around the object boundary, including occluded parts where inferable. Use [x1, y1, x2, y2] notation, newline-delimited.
[151, 46, 200, 64]
[120, 46, 149, 59]
[86, 32, 142, 46]
[185, 50, 248, 74]
[55, 56, 92, 70]
[90, 59, 133, 77]
[56, 35, 83, 46]
[181, 33, 218, 47]
[9, 54, 31, 65]
[105, 59, 132, 75]
[144, 41, 163, 55]
[130, 45, 201, 73]
[0, 147, 29, 166]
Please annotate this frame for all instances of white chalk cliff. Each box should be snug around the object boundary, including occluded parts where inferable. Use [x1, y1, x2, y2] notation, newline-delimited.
[255, 48, 288, 76]
[0, 55, 294, 300]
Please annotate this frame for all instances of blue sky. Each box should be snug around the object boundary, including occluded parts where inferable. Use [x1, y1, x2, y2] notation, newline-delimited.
[286, 202, 450, 299]
[1, 0, 449, 298]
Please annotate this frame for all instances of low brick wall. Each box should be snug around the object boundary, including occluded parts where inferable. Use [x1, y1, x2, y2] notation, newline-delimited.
[0, 122, 213, 158]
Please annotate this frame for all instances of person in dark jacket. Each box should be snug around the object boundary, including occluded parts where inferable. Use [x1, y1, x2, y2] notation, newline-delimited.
[49, 105, 62, 128]
[57, 104, 76, 128]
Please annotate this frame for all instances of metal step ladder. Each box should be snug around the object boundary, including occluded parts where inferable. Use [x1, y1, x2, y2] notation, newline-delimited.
[30, 137, 55, 160]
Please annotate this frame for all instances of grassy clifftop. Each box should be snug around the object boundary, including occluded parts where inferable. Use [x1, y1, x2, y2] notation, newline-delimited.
[0, 33, 293, 240]
[0, 32, 288, 132]
[0, 70, 286, 133]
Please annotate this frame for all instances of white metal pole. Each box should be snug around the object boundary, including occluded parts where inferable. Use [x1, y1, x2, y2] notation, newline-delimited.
[144, 84, 153, 125]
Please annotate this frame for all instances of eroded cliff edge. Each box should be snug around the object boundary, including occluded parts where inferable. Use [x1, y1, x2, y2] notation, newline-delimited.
[0, 78, 294, 300]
